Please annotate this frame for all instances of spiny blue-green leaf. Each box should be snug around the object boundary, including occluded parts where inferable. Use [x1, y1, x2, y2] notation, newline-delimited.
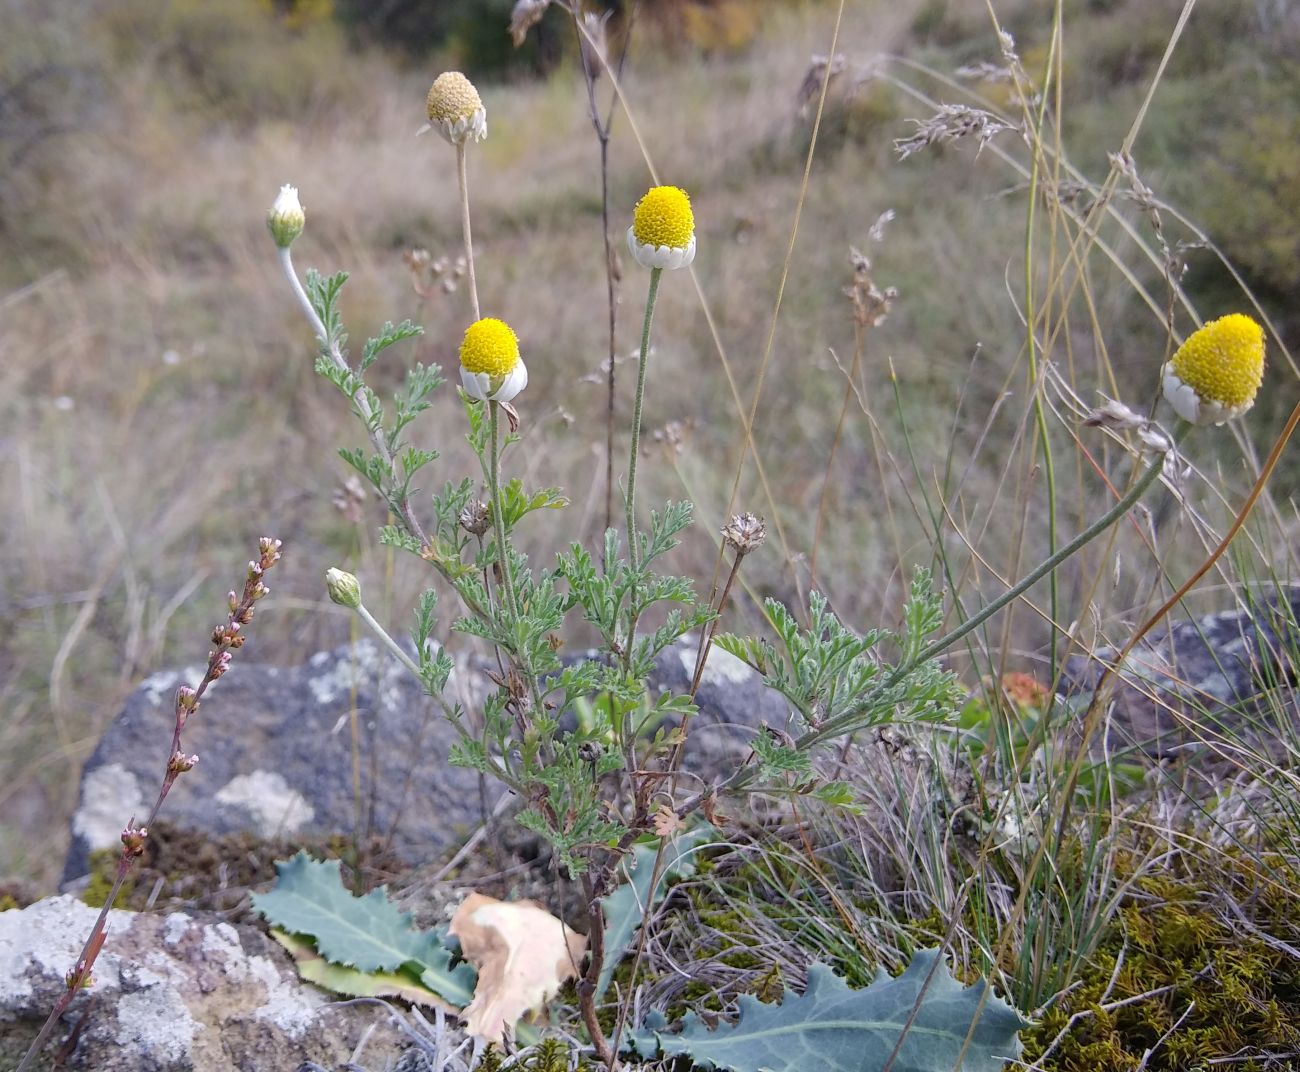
[597, 825, 716, 1000]
[250, 852, 474, 1007]
[631, 950, 1024, 1072]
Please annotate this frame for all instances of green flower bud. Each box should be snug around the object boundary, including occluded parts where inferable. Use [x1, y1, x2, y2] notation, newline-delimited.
[267, 184, 305, 248]
[325, 567, 361, 609]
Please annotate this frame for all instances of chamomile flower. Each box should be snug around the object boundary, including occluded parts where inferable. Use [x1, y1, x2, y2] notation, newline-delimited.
[1161, 313, 1265, 426]
[424, 71, 487, 145]
[459, 317, 528, 403]
[627, 185, 696, 270]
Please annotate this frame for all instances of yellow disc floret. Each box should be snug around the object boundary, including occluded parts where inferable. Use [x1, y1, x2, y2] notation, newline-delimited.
[1169, 314, 1265, 410]
[632, 186, 695, 250]
[426, 72, 483, 123]
[460, 318, 520, 377]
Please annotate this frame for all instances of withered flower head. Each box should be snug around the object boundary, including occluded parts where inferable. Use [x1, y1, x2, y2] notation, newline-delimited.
[722, 512, 766, 555]
[459, 499, 491, 537]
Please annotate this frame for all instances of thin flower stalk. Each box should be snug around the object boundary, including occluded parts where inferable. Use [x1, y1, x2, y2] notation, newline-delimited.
[16, 538, 282, 1072]
[488, 400, 519, 621]
[456, 141, 481, 320]
[625, 265, 661, 574]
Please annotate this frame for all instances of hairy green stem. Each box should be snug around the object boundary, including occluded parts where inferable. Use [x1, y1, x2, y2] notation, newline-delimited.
[355, 601, 421, 678]
[488, 402, 518, 621]
[626, 266, 661, 571]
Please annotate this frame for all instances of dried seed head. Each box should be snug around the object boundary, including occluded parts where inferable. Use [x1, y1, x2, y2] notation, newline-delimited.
[894, 104, 1013, 161]
[796, 53, 846, 117]
[509, 0, 550, 47]
[424, 72, 487, 145]
[578, 10, 611, 79]
[459, 499, 491, 537]
[722, 512, 766, 555]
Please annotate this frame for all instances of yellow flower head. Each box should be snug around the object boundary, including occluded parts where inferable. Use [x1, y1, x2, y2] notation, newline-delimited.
[425, 72, 487, 145]
[627, 185, 696, 270]
[460, 318, 528, 403]
[1161, 313, 1265, 426]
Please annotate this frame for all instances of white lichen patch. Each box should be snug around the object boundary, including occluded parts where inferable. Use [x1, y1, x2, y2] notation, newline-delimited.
[308, 639, 382, 704]
[115, 985, 201, 1060]
[679, 643, 753, 689]
[248, 949, 322, 1037]
[72, 763, 146, 851]
[0, 896, 126, 1006]
[198, 921, 322, 1038]
[162, 912, 193, 948]
[140, 665, 207, 706]
[214, 771, 314, 837]
[140, 669, 182, 706]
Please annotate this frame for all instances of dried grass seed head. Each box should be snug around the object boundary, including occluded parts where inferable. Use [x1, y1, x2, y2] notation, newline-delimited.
[460, 317, 528, 403]
[1161, 313, 1265, 426]
[628, 185, 696, 270]
[425, 71, 487, 145]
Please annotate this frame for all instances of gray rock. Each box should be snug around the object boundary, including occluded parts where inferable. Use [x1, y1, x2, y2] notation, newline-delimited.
[63, 638, 489, 886]
[66, 636, 789, 884]
[0, 895, 406, 1071]
[1056, 588, 1300, 758]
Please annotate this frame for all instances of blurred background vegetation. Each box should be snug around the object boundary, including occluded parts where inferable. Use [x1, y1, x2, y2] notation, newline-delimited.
[1, 0, 1297, 889]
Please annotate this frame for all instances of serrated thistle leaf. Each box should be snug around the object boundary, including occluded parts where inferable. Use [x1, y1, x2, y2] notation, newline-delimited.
[597, 825, 716, 1000]
[270, 929, 457, 1012]
[251, 852, 475, 1007]
[631, 950, 1025, 1072]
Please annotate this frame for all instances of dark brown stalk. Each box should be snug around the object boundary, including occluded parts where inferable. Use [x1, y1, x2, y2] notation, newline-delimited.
[16, 537, 282, 1072]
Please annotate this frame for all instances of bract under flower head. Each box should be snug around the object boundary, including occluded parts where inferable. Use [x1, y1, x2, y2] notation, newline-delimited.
[460, 317, 528, 403]
[267, 184, 305, 248]
[425, 71, 487, 145]
[1161, 313, 1265, 426]
[627, 185, 696, 270]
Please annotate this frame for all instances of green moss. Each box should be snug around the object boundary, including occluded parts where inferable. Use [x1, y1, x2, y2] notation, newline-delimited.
[81, 849, 135, 909]
[477, 1037, 599, 1072]
[1022, 852, 1300, 1071]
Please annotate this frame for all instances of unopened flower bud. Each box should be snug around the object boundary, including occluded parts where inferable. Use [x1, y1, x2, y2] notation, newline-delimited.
[326, 567, 362, 609]
[176, 686, 198, 712]
[722, 513, 766, 555]
[168, 750, 199, 774]
[228, 591, 238, 612]
[121, 824, 148, 857]
[267, 185, 305, 248]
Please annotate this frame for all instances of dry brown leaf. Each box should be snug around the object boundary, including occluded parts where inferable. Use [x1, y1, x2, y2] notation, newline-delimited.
[653, 803, 683, 838]
[448, 892, 587, 1044]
